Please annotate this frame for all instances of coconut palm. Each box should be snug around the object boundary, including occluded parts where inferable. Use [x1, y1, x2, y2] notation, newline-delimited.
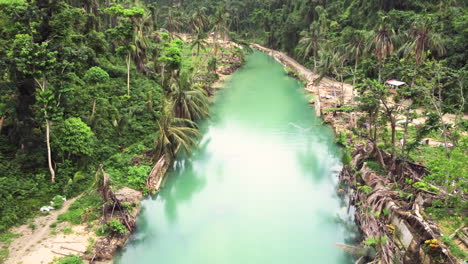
[344, 29, 370, 86]
[191, 7, 209, 32]
[298, 21, 322, 69]
[400, 19, 445, 66]
[132, 11, 153, 73]
[369, 16, 396, 82]
[166, 9, 183, 39]
[191, 27, 208, 57]
[169, 73, 209, 121]
[155, 107, 200, 162]
[315, 46, 347, 103]
[210, 7, 230, 56]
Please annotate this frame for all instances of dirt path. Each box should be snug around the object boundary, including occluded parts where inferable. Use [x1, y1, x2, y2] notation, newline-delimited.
[5, 195, 98, 264]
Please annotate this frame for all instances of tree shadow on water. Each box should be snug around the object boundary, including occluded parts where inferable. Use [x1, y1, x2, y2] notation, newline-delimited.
[159, 159, 207, 223]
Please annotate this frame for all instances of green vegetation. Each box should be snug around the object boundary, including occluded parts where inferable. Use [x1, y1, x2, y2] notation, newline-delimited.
[0, 0, 245, 236]
[58, 194, 102, 225]
[0, 0, 466, 263]
[0, 232, 20, 263]
[54, 255, 84, 264]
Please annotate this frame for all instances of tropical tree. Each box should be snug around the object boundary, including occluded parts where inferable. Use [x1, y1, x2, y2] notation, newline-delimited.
[400, 19, 445, 67]
[154, 107, 200, 162]
[210, 6, 230, 56]
[169, 73, 209, 120]
[398, 19, 445, 158]
[315, 47, 347, 103]
[105, 4, 145, 96]
[190, 7, 209, 32]
[357, 78, 400, 167]
[165, 9, 183, 39]
[191, 27, 208, 57]
[369, 16, 396, 82]
[298, 21, 322, 70]
[343, 28, 370, 87]
[10, 34, 59, 182]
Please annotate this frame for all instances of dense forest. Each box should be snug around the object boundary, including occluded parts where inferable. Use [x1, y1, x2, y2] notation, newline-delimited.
[0, 0, 244, 235]
[0, 0, 467, 263]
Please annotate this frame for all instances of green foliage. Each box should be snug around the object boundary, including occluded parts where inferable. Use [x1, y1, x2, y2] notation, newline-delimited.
[366, 161, 386, 175]
[54, 117, 95, 157]
[358, 185, 372, 195]
[159, 39, 184, 71]
[52, 195, 65, 209]
[364, 236, 387, 247]
[84, 67, 110, 84]
[412, 182, 439, 193]
[107, 219, 128, 235]
[323, 106, 354, 113]
[58, 194, 102, 225]
[56, 255, 84, 264]
[341, 150, 352, 165]
[441, 236, 468, 260]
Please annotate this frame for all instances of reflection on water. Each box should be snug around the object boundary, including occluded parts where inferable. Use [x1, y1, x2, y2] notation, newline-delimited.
[116, 52, 356, 264]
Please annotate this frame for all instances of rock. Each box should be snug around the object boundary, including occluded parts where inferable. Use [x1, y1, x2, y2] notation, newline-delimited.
[114, 187, 142, 204]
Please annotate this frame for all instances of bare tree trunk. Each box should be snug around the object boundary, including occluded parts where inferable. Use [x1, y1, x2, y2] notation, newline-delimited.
[91, 99, 96, 117]
[127, 52, 131, 96]
[353, 55, 358, 87]
[46, 119, 55, 183]
[378, 63, 382, 83]
[35, 76, 56, 183]
[400, 104, 411, 158]
[0, 115, 5, 134]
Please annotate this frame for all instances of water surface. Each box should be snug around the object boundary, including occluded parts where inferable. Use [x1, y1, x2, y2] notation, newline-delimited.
[116, 51, 353, 264]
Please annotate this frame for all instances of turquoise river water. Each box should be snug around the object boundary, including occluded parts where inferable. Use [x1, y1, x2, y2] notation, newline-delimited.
[115, 51, 354, 264]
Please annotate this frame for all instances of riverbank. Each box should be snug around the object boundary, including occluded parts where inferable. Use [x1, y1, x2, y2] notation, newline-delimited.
[252, 44, 466, 263]
[1, 38, 245, 264]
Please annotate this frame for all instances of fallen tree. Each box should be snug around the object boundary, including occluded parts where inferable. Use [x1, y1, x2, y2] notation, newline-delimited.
[340, 142, 460, 264]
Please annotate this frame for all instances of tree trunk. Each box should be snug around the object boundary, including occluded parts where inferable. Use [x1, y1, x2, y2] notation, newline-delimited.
[35, 76, 56, 183]
[353, 54, 358, 87]
[0, 115, 5, 134]
[127, 52, 131, 96]
[378, 63, 382, 83]
[91, 99, 96, 117]
[46, 119, 55, 183]
[400, 105, 411, 158]
[313, 48, 317, 71]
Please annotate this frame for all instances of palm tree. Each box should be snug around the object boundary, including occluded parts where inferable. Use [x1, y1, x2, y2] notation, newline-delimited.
[155, 107, 200, 162]
[132, 11, 153, 73]
[298, 21, 322, 69]
[398, 19, 445, 157]
[191, 7, 209, 32]
[315, 46, 347, 103]
[400, 19, 445, 66]
[210, 7, 230, 56]
[166, 9, 183, 39]
[191, 27, 208, 57]
[169, 73, 209, 121]
[344, 29, 370, 87]
[369, 16, 396, 82]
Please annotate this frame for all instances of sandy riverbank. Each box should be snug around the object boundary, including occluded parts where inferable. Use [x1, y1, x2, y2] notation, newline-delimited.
[4, 197, 98, 264]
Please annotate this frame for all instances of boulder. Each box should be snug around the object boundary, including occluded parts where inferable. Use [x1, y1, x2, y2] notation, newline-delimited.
[114, 187, 142, 204]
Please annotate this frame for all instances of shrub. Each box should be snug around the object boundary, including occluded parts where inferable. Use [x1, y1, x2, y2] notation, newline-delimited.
[52, 195, 66, 209]
[58, 194, 102, 224]
[358, 185, 373, 195]
[57, 255, 84, 264]
[84, 66, 110, 84]
[107, 219, 128, 234]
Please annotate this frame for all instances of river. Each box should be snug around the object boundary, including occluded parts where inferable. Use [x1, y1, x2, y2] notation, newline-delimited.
[115, 51, 355, 264]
